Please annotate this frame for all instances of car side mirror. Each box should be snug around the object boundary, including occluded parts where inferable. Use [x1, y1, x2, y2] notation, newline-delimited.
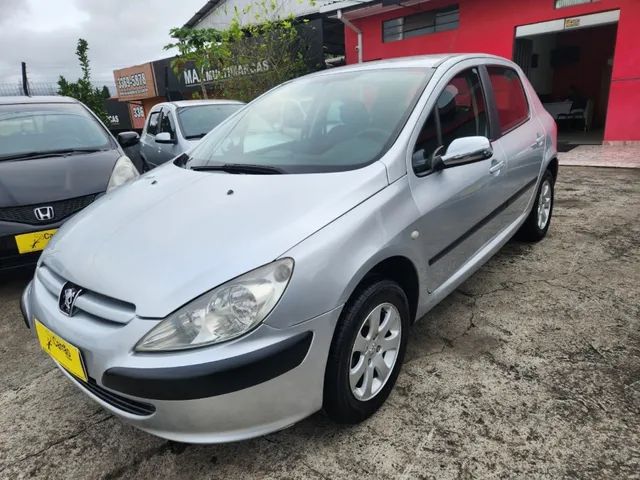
[433, 136, 493, 171]
[155, 132, 176, 144]
[117, 131, 139, 148]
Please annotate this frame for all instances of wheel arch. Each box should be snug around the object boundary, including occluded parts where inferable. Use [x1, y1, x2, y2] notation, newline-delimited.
[344, 255, 420, 323]
[547, 157, 558, 181]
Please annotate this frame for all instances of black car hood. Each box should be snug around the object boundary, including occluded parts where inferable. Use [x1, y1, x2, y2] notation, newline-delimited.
[0, 149, 120, 207]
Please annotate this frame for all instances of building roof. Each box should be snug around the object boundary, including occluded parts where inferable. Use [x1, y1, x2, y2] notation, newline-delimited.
[0, 95, 78, 105]
[184, 0, 222, 28]
[183, 0, 378, 29]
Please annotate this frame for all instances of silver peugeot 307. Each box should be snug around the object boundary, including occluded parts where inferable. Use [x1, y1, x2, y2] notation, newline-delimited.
[22, 54, 557, 443]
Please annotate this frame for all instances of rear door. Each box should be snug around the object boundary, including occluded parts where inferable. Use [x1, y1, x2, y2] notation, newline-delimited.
[408, 63, 508, 292]
[484, 65, 543, 221]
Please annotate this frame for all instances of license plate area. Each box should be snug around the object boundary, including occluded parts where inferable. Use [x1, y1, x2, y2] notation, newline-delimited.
[15, 229, 57, 254]
[35, 319, 88, 382]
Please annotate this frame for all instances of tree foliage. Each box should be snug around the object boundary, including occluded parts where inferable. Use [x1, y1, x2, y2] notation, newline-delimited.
[57, 38, 110, 125]
[165, 0, 312, 102]
[164, 27, 231, 99]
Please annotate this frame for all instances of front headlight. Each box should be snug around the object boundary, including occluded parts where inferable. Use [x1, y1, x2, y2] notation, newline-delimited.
[107, 155, 139, 192]
[136, 258, 294, 352]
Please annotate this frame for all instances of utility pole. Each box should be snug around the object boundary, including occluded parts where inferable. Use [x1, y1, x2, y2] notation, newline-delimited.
[21, 62, 30, 96]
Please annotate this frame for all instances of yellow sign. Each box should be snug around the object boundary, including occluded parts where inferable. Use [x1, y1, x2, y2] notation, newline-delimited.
[565, 18, 581, 28]
[14, 229, 57, 254]
[35, 320, 88, 382]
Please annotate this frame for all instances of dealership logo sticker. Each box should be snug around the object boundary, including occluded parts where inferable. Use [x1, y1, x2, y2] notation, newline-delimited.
[59, 283, 84, 317]
[564, 18, 580, 28]
[34, 206, 55, 222]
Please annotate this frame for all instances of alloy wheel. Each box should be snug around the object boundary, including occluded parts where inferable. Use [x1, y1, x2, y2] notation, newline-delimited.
[537, 179, 552, 229]
[349, 302, 402, 401]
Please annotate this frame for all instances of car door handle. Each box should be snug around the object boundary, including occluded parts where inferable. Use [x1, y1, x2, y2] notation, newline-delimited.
[489, 160, 505, 174]
[530, 134, 544, 149]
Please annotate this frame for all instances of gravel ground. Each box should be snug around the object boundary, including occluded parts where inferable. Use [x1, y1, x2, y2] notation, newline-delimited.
[0, 166, 638, 479]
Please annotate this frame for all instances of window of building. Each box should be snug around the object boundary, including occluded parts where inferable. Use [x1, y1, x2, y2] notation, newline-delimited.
[383, 5, 459, 43]
[412, 67, 487, 175]
[487, 66, 530, 134]
[555, 0, 593, 8]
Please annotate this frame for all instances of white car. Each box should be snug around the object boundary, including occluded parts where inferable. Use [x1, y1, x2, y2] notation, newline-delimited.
[139, 99, 244, 169]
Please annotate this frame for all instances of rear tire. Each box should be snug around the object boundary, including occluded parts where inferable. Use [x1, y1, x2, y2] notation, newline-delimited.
[516, 170, 554, 242]
[323, 279, 409, 424]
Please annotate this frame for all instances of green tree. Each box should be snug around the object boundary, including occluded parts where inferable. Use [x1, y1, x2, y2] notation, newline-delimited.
[57, 38, 109, 125]
[164, 27, 231, 99]
[165, 0, 313, 102]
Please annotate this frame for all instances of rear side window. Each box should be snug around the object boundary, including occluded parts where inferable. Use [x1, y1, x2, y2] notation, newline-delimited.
[487, 66, 529, 134]
[412, 67, 488, 175]
[147, 111, 160, 135]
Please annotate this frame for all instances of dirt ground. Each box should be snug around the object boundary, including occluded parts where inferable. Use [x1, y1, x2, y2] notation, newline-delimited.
[0, 166, 638, 479]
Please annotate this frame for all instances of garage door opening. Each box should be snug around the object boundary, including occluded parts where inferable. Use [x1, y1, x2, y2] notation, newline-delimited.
[514, 12, 618, 151]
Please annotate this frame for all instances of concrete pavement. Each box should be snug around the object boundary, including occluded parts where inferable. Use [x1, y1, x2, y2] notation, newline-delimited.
[1, 166, 638, 479]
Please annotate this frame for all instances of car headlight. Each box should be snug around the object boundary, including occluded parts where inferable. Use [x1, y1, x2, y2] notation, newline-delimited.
[136, 258, 294, 352]
[107, 155, 139, 192]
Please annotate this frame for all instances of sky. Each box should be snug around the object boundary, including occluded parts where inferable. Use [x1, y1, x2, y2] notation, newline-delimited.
[0, 0, 207, 86]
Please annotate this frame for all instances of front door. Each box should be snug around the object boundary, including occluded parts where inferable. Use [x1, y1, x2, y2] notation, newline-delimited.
[408, 65, 508, 292]
[155, 107, 181, 164]
[139, 108, 162, 167]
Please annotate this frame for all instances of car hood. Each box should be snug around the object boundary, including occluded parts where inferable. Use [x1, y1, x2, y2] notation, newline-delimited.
[43, 162, 389, 318]
[0, 150, 120, 207]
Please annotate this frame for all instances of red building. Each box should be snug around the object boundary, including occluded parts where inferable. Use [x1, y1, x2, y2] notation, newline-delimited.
[339, 0, 640, 143]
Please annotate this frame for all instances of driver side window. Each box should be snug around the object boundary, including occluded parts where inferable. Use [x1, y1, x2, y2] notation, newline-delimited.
[146, 111, 160, 136]
[159, 109, 176, 138]
[412, 67, 488, 175]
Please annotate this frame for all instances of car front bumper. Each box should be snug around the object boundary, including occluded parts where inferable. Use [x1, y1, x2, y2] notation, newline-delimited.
[23, 274, 342, 443]
[0, 220, 64, 271]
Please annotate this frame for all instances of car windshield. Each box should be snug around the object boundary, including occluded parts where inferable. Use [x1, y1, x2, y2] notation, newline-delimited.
[177, 104, 243, 139]
[186, 68, 433, 173]
[0, 103, 113, 160]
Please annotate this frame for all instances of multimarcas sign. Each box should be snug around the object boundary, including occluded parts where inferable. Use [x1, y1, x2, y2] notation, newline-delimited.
[182, 60, 271, 86]
[110, 18, 324, 129]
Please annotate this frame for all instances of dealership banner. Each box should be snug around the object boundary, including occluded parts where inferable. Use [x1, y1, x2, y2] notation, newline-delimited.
[104, 98, 133, 130]
[113, 63, 158, 100]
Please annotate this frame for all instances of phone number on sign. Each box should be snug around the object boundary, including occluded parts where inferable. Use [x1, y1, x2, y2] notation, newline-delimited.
[117, 73, 147, 90]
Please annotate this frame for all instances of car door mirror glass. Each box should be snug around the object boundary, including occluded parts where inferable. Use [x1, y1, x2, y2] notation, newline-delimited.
[437, 136, 493, 168]
[155, 132, 174, 144]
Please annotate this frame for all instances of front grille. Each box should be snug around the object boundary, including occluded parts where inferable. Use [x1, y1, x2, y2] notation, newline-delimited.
[77, 376, 156, 416]
[37, 264, 136, 324]
[0, 193, 98, 225]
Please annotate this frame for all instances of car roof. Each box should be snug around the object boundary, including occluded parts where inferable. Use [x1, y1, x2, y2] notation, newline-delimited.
[161, 99, 245, 109]
[306, 53, 508, 78]
[0, 95, 79, 105]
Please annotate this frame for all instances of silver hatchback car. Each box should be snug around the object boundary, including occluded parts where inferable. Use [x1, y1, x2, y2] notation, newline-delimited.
[139, 99, 244, 169]
[22, 54, 557, 443]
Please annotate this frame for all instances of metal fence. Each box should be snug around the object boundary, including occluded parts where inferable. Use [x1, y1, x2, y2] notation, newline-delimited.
[0, 82, 116, 97]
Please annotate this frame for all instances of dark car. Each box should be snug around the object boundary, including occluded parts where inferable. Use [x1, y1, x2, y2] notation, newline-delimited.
[0, 96, 140, 270]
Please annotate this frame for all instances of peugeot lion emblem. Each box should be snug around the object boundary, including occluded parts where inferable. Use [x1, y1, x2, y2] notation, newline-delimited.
[59, 282, 83, 316]
[34, 206, 55, 222]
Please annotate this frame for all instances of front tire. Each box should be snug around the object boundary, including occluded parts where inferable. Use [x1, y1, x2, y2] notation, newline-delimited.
[516, 170, 555, 242]
[323, 279, 409, 424]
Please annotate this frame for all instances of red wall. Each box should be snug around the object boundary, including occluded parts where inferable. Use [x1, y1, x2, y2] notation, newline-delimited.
[344, 0, 640, 141]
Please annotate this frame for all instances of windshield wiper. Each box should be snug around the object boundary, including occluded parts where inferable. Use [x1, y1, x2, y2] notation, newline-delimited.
[0, 148, 105, 162]
[184, 133, 208, 140]
[190, 163, 284, 174]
